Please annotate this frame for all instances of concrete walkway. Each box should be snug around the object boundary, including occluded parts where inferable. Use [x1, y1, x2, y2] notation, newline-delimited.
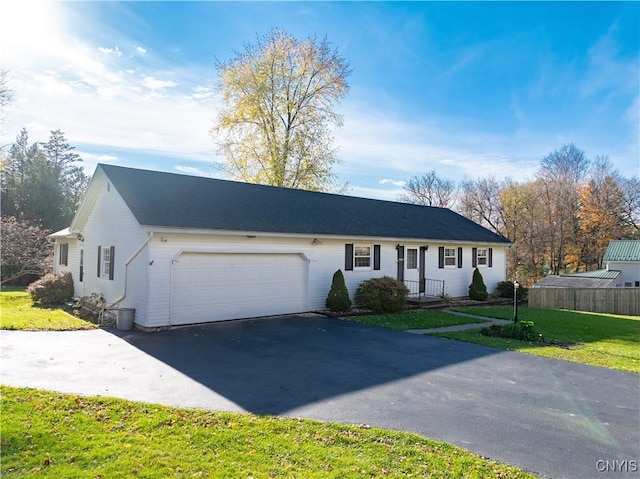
[406, 311, 513, 334]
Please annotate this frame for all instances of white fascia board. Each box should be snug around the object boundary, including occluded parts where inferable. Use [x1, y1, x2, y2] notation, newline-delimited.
[139, 226, 509, 246]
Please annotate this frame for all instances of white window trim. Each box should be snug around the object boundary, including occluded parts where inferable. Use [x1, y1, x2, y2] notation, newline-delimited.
[444, 247, 457, 268]
[477, 248, 488, 267]
[354, 244, 372, 270]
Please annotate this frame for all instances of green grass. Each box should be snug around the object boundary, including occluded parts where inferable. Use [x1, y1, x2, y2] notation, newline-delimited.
[344, 309, 485, 330]
[436, 306, 640, 373]
[0, 289, 97, 331]
[0, 386, 534, 479]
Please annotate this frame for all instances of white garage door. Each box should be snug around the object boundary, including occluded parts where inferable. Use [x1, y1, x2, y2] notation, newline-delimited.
[171, 253, 308, 325]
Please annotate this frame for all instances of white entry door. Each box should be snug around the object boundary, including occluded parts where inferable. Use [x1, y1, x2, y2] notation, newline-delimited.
[405, 248, 420, 283]
[171, 252, 308, 325]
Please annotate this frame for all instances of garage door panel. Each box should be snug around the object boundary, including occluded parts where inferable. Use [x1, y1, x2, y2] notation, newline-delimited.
[171, 253, 307, 325]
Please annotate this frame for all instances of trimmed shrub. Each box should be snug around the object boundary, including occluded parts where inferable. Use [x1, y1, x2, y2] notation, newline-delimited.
[468, 267, 488, 301]
[325, 269, 352, 312]
[480, 320, 542, 342]
[494, 281, 529, 300]
[355, 276, 409, 314]
[494, 281, 515, 298]
[27, 272, 74, 305]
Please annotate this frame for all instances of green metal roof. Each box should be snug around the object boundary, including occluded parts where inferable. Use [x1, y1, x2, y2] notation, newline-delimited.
[603, 240, 640, 262]
[565, 269, 621, 279]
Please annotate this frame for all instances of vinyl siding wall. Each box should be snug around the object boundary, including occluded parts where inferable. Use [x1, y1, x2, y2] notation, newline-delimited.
[140, 233, 508, 328]
[69, 177, 149, 308]
[608, 262, 640, 287]
[52, 238, 81, 295]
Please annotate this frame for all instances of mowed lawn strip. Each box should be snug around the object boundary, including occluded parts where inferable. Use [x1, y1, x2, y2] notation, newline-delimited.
[344, 309, 485, 330]
[1, 386, 534, 479]
[0, 289, 97, 331]
[438, 306, 640, 373]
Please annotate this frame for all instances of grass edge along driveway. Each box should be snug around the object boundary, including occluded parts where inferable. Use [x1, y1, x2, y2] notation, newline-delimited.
[1, 386, 534, 479]
[440, 306, 639, 374]
[0, 289, 96, 331]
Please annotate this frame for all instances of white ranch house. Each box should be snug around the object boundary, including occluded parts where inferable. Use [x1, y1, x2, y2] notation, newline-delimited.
[50, 164, 511, 330]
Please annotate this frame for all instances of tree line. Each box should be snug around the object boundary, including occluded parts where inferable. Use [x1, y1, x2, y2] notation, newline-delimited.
[401, 144, 640, 286]
[1, 128, 89, 284]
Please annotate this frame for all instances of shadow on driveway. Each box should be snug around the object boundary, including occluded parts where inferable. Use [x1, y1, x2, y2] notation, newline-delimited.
[114, 315, 503, 415]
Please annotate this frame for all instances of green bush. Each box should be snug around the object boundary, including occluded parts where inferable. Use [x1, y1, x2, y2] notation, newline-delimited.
[480, 320, 541, 342]
[354, 276, 409, 314]
[325, 269, 352, 312]
[468, 267, 488, 301]
[27, 272, 74, 305]
[494, 281, 529, 300]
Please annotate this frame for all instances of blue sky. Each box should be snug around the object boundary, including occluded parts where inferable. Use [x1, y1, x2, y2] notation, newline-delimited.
[2, 1, 638, 200]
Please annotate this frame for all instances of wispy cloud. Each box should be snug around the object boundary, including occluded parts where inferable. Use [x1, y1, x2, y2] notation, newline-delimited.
[1, 3, 217, 168]
[99, 46, 122, 57]
[379, 178, 406, 187]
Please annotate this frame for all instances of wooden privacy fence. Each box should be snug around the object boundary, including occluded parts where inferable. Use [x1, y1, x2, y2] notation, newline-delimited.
[529, 288, 640, 316]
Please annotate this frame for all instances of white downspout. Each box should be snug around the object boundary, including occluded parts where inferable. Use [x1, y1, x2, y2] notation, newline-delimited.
[109, 231, 154, 307]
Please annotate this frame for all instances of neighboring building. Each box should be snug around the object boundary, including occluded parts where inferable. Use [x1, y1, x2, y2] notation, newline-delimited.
[50, 164, 510, 329]
[533, 240, 640, 289]
[603, 240, 640, 288]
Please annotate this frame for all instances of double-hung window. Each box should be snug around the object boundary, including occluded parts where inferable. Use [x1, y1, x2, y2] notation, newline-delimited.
[444, 248, 456, 267]
[354, 245, 371, 269]
[345, 244, 381, 271]
[98, 246, 115, 280]
[477, 248, 488, 266]
[59, 243, 69, 266]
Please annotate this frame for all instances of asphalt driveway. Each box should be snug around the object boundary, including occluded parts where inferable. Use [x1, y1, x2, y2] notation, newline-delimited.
[1, 315, 638, 478]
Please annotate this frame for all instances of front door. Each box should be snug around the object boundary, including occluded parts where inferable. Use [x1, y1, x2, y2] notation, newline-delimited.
[405, 248, 420, 283]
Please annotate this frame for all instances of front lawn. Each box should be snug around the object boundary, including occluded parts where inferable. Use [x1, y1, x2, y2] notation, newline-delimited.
[344, 309, 485, 330]
[0, 386, 534, 478]
[0, 289, 97, 331]
[439, 306, 640, 373]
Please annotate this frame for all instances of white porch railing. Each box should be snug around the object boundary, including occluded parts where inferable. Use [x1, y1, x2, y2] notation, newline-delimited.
[404, 279, 445, 298]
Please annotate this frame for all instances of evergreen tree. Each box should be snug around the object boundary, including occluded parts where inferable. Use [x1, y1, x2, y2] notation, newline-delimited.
[469, 267, 488, 301]
[325, 269, 351, 312]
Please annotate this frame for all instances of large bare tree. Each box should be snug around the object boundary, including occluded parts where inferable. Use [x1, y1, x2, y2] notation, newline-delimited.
[212, 29, 351, 191]
[399, 170, 457, 208]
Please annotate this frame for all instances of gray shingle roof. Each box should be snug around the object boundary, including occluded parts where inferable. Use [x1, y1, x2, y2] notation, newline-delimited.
[99, 164, 510, 244]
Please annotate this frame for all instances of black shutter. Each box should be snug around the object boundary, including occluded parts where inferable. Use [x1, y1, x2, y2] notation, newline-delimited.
[488, 248, 493, 268]
[396, 246, 404, 282]
[97, 246, 101, 277]
[109, 246, 115, 280]
[373, 245, 381, 270]
[472, 247, 477, 268]
[419, 246, 427, 293]
[79, 250, 84, 282]
[438, 246, 445, 269]
[457, 247, 463, 268]
[345, 244, 354, 271]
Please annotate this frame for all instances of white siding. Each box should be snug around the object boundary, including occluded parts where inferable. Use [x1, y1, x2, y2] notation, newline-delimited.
[608, 262, 640, 288]
[52, 238, 83, 296]
[72, 177, 149, 310]
[141, 234, 508, 327]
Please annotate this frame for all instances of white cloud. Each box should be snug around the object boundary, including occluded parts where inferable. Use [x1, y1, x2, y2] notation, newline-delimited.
[0, 4, 217, 166]
[379, 178, 406, 187]
[135, 45, 147, 55]
[141, 76, 178, 91]
[99, 46, 122, 57]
